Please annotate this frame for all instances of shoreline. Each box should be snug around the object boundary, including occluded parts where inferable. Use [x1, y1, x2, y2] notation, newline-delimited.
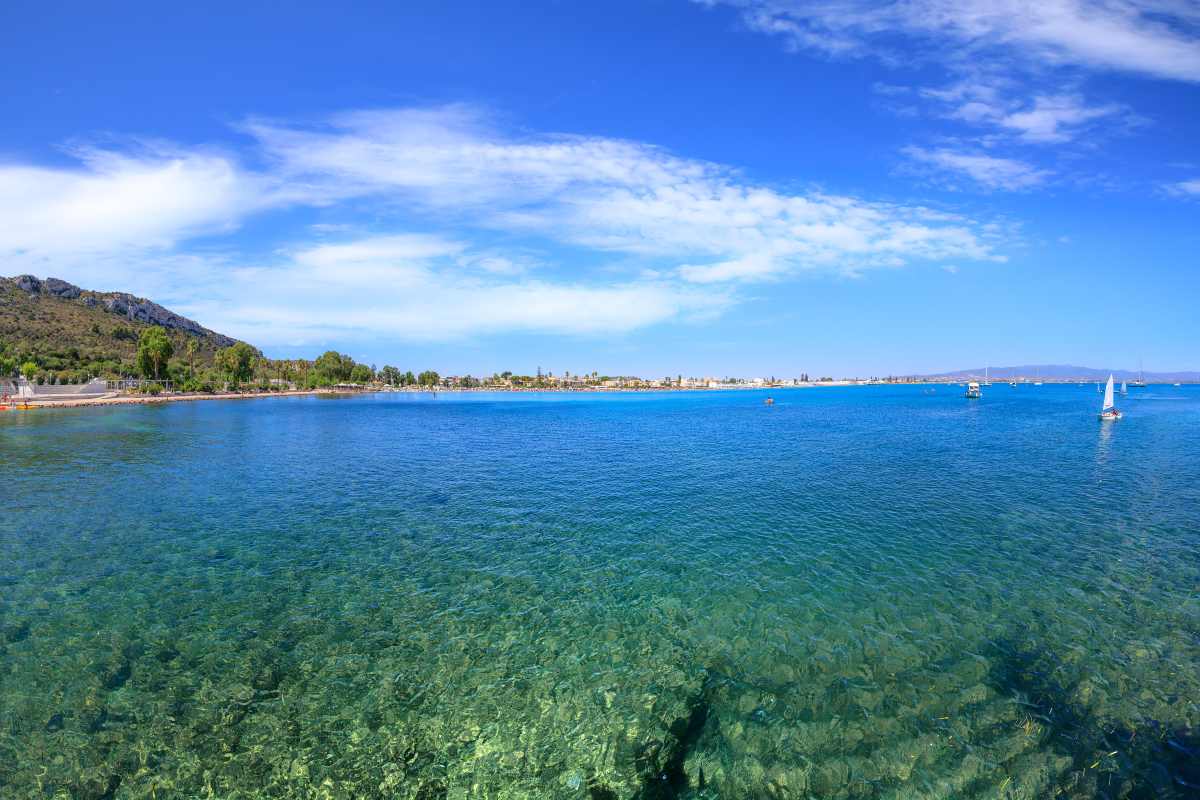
[9, 383, 854, 410]
[8, 379, 1192, 410]
[13, 389, 361, 409]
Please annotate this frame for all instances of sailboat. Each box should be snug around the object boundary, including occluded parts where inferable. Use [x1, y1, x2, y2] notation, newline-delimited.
[1120, 379, 1128, 396]
[1033, 367, 1043, 386]
[983, 365, 991, 387]
[1099, 374, 1122, 420]
[1131, 360, 1146, 388]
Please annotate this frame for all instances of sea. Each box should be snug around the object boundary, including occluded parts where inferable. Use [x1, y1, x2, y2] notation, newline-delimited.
[2, 384, 1198, 799]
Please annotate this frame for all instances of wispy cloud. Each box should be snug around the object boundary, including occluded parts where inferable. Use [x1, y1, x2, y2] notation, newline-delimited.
[1166, 178, 1200, 196]
[997, 95, 1127, 143]
[1, 105, 1006, 343]
[0, 144, 265, 262]
[930, 90, 1131, 144]
[247, 106, 1002, 283]
[902, 146, 1051, 190]
[184, 237, 732, 344]
[702, 0, 1185, 194]
[699, 0, 1200, 82]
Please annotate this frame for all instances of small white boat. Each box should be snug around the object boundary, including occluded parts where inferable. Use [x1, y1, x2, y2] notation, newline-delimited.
[982, 366, 991, 387]
[1120, 380, 1128, 396]
[1131, 360, 1146, 388]
[965, 381, 982, 399]
[1099, 374, 1122, 421]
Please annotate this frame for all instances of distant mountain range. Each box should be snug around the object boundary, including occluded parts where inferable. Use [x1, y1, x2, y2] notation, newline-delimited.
[925, 364, 1200, 382]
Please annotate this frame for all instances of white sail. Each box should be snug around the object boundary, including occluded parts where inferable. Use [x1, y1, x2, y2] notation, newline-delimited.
[1121, 380, 1127, 394]
[1102, 374, 1115, 411]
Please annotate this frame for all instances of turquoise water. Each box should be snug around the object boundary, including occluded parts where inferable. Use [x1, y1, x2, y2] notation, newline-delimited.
[2, 386, 1199, 799]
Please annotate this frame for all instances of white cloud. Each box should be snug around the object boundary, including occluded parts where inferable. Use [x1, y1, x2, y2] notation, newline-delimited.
[999, 95, 1125, 142]
[679, 253, 780, 283]
[0, 146, 265, 261]
[930, 90, 1128, 143]
[1, 105, 1007, 343]
[246, 106, 1001, 283]
[702, 0, 1192, 186]
[455, 251, 537, 276]
[701, 0, 1200, 82]
[259, 234, 462, 292]
[903, 146, 1051, 190]
[183, 237, 731, 344]
[1166, 178, 1200, 195]
[244, 106, 705, 211]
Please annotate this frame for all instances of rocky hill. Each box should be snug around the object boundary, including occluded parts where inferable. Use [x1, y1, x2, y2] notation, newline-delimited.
[0, 275, 248, 376]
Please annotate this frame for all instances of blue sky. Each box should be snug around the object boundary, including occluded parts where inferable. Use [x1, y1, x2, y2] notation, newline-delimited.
[2, 0, 1197, 376]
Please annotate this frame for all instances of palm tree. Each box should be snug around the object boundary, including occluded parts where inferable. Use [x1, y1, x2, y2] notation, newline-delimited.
[186, 339, 199, 378]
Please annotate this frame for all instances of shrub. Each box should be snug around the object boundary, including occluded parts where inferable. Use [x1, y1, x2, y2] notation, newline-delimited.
[181, 378, 216, 393]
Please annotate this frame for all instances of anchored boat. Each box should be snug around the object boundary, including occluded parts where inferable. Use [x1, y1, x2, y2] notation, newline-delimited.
[1131, 360, 1146, 388]
[965, 381, 982, 399]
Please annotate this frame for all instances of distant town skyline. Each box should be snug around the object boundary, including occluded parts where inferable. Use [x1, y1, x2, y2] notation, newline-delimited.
[2, 1, 1197, 375]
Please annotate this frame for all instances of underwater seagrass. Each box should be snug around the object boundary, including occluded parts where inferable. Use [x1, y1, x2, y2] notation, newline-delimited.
[1, 387, 1198, 798]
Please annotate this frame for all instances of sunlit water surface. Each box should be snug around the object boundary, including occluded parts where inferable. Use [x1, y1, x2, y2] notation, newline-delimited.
[2, 386, 1198, 799]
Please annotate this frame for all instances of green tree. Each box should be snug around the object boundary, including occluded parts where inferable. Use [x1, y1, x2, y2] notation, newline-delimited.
[215, 342, 256, 386]
[349, 363, 373, 384]
[20, 361, 38, 381]
[313, 351, 355, 384]
[186, 338, 199, 377]
[417, 370, 440, 387]
[379, 365, 402, 386]
[136, 326, 174, 380]
[0, 341, 14, 377]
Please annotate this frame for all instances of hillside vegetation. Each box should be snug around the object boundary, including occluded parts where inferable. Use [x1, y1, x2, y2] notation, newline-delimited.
[0, 275, 399, 393]
[0, 275, 243, 383]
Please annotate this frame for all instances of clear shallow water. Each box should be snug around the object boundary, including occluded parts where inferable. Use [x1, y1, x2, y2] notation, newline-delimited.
[1, 386, 1198, 799]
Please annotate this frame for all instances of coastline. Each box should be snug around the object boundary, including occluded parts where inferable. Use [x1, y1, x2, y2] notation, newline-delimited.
[11, 379, 1189, 410]
[7, 382, 852, 410]
[14, 388, 361, 409]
